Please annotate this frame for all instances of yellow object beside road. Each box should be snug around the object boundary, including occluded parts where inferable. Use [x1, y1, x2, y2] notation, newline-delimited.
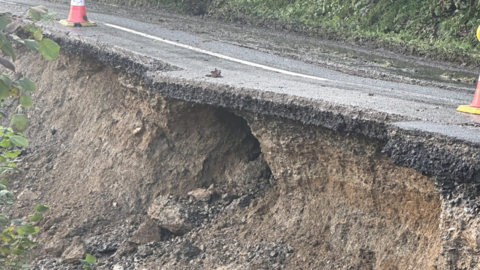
[477, 25, 480, 42]
[59, 20, 97, 27]
[457, 105, 480, 115]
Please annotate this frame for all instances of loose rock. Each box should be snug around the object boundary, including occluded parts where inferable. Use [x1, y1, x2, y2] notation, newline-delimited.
[61, 237, 87, 263]
[148, 195, 194, 235]
[131, 218, 163, 244]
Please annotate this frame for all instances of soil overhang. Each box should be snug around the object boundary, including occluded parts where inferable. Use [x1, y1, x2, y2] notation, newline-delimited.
[48, 27, 480, 184]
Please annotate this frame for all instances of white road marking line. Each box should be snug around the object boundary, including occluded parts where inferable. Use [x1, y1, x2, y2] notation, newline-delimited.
[0, 0, 17, 4]
[104, 23, 328, 82]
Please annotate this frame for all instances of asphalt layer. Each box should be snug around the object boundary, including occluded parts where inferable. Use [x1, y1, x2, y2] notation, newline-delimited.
[2, 0, 480, 184]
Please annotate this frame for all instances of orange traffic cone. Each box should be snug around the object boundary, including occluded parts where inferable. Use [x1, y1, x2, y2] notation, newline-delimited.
[59, 0, 97, 27]
[457, 75, 480, 115]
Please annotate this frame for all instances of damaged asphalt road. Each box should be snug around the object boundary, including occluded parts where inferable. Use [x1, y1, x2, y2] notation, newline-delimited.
[0, 0, 478, 124]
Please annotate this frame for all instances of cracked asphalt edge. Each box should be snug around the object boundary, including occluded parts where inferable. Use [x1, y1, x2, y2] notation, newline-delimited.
[41, 25, 480, 187]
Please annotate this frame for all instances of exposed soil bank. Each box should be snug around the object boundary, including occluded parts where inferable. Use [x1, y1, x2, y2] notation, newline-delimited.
[0, 40, 456, 269]
[240, 112, 441, 269]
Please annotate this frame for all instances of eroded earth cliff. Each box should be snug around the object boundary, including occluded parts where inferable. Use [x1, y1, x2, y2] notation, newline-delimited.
[0, 39, 477, 270]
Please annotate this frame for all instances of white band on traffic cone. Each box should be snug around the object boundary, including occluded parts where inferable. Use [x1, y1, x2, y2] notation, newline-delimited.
[71, 0, 85, 6]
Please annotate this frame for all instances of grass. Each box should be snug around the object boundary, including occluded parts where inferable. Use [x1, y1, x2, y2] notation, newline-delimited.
[208, 0, 480, 65]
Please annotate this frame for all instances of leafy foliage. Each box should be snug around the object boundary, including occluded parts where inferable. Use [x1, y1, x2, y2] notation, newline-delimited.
[0, 6, 59, 270]
[206, 0, 480, 63]
[80, 254, 97, 270]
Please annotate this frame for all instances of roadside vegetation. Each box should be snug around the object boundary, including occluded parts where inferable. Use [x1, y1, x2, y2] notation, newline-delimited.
[96, 0, 480, 65]
[0, 6, 71, 269]
[210, 0, 480, 65]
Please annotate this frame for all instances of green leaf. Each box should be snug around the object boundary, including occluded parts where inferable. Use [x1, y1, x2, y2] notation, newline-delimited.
[38, 38, 59, 60]
[0, 190, 13, 198]
[0, 112, 6, 118]
[29, 9, 42, 21]
[0, 138, 12, 148]
[0, 216, 8, 226]
[0, 31, 7, 43]
[9, 86, 20, 97]
[23, 24, 42, 41]
[1, 43, 15, 61]
[11, 34, 24, 44]
[5, 151, 20, 158]
[16, 227, 25, 236]
[34, 205, 50, 213]
[28, 213, 43, 222]
[11, 219, 22, 225]
[17, 225, 40, 236]
[9, 136, 28, 147]
[0, 74, 11, 87]
[40, 12, 57, 22]
[24, 40, 39, 51]
[0, 15, 12, 31]
[0, 82, 9, 100]
[0, 166, 20, 174]
[11, 249, 24, 255]
[0, 231, 13, 242]
[22, 225, 35, 234]
[0, 156, 6, 163]
[17, 78, 36, 92]
[11, 115, 29, 133]
[18, 238, 39, 247]
[28, 7, 57, 22]
[85, 254, 96, 264]
[0, 58, 15, 72]
[19, 94, 33, 108]
[33, 30, 43, 41]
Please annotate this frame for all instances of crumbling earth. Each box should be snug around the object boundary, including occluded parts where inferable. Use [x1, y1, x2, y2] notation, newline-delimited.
[0, 47, 444, 270]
